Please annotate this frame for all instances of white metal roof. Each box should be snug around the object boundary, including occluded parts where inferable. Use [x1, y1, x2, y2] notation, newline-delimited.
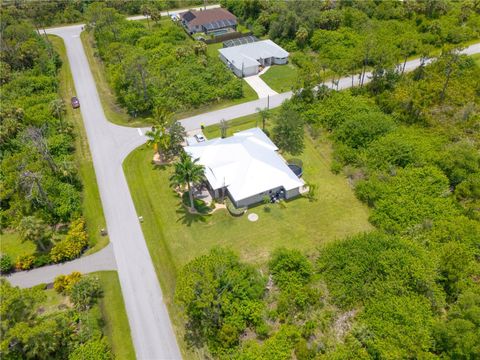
[218, 40, 289, 69]
[184, 128, 304, 202]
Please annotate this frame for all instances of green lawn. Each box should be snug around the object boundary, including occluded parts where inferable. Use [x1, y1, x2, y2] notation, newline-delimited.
[0, 232, 36, 260]
[51, 35, 109, 255]
[124, 118, 372, 358]
[260, 63, 299, 93]
[81, 28, 258, 127]
[97, 271, 135, 360]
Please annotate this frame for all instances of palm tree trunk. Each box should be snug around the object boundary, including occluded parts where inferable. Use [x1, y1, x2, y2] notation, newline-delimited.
[187, 182, 195, 210]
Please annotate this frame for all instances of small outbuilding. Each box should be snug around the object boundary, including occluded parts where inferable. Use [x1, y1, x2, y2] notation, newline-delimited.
[218, 40, 289, 77]
[184, 128, 306, 208]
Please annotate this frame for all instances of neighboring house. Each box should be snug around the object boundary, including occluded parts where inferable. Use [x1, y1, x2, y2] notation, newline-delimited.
[180, 8, 237, 34]
[184, 128, 306, 208]
[218, 40, 289, 77]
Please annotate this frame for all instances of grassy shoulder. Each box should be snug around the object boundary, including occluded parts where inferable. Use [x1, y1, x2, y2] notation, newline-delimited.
[81, 27, 258, 127]
[50, 35, 109, 255]
[260, 63, 299, 93]
[97, 271, 135, 360]
[123, 118, 372, 358]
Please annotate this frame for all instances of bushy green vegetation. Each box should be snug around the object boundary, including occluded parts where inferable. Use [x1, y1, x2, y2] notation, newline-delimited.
[0, 0, 203, 27]
[173, 2, 480, 357]
[223, 0, 480, 87]
[84, 3, 245, 117]
[0, 274, 110, 359]
[0, 12, 96, 268]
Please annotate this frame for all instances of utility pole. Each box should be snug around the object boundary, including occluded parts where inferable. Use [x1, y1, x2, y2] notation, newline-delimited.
[204, 0, 207, 10]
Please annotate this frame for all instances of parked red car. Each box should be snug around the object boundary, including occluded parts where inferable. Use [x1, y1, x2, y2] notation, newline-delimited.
[71, 96, 80, 109]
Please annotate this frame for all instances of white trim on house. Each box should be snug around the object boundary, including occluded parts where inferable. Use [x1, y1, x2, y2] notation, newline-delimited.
[184, 128, 304, 207]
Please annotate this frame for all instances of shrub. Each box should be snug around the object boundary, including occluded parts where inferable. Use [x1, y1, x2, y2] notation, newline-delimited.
[54, 271, 82, 294]
[0, 254, 13, 274]
[70, 276, 103, 311]
[226, 198, 246, 216]
[269, 248, 313, 289]
[69, 339, 112, 360]
[15, 254, 35, 270]
[50, 218, 88, 263]
[33, 254, 51, 267]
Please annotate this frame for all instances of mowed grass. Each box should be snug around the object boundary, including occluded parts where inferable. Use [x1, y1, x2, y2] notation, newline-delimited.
[0, 232, 35, 259]
[124, 121, 372, 297]
[50, 35, 109, 254]
[97, 271, 135, 360]
[125, 116, 371, 358]
[81, 23, 258, 127]
[260, 63, 299, 93]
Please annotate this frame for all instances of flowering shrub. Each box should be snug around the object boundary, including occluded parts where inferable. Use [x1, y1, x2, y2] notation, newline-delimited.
[54, 271, 82, 294]
[15, 254, 35, 270]
[50, 218, 88, 263]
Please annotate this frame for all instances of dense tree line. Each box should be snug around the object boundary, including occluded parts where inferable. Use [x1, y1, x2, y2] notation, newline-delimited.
[85, 3, 244, 116]
[0, 0, 203, 28]
[222, 0, 480, 87]
[0, 10, 92, 270]
[0, 275, 110, 359]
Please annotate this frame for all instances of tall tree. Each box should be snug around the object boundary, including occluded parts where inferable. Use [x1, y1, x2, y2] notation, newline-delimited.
[272, 106, 304, 155]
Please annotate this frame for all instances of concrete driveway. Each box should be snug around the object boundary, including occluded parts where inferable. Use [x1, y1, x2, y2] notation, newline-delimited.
[243, 72, 278, 98]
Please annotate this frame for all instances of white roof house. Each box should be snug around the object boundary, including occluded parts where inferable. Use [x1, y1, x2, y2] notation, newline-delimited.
[218, 40, 290, 77]
[184, 128, 305, 208]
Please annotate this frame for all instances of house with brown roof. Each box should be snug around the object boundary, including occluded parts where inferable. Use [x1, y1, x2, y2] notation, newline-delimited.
[180, 8, 237, 35]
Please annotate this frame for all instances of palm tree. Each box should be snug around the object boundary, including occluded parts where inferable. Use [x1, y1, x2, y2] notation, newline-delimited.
[145, 125, 170, 161]
[145, 127, 162, 154]
[170, 153, 205, 210]
[256, 107, 270, 131]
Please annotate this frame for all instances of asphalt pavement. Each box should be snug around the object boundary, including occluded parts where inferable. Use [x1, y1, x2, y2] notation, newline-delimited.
[6, 244, 116, 288]
[46, 24, 181, 360]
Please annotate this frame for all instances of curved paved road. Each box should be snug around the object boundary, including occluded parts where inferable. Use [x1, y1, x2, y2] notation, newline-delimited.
[46, 25, 181, 360]
[6, 244, 116, 288]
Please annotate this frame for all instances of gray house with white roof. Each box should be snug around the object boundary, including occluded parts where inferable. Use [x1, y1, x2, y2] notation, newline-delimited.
[218, 40, 289, 77]
[184, 128, 306, 208]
